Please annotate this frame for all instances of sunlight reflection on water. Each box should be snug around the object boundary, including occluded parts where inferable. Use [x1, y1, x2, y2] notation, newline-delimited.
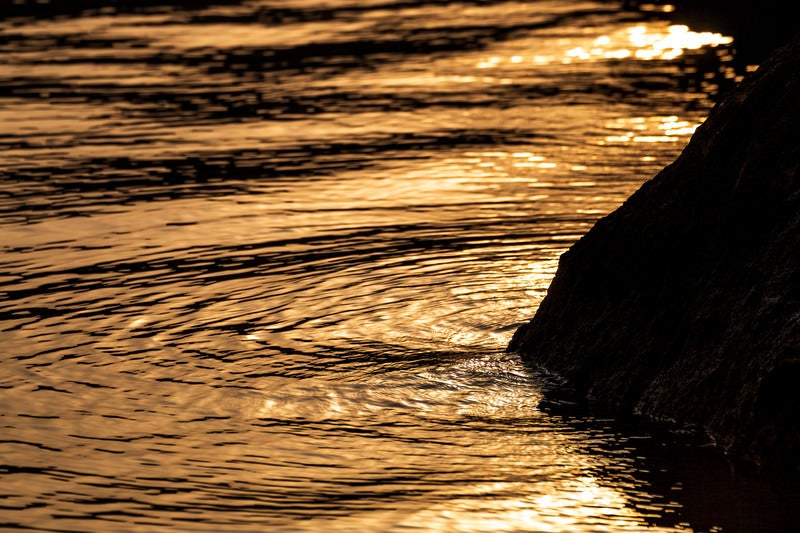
[2, 1, 794, 531]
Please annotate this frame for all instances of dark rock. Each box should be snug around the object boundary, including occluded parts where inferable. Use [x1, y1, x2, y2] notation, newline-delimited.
[508, 32, 800, 475]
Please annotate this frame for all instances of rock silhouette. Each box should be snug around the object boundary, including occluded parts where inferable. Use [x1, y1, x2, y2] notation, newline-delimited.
[509, 32, 800, 474]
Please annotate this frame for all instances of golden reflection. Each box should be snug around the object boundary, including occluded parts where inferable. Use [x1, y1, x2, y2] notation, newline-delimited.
[627, 24, 732, 59]
[637, 2, 676, 13]
[477, 23, 732, 68]
[602, 115, 699, 144]
[464, 150, 561, 173]
[360, 476, 679, 532]
[569, 24, 733, 62]
[235, 353, 677, 533]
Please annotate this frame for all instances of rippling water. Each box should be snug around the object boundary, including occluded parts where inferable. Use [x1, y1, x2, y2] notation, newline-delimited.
[2, 1, 798, 531]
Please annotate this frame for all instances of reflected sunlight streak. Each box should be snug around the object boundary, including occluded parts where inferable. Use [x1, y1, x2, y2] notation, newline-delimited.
[602, 115, 700, 144]
[478, 23, 732, 68]
[389, 477, 677, 533]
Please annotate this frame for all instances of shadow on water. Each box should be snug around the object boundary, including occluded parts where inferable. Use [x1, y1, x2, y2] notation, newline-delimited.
[543, 411, 800, 532]
[525, 363, 800, 533]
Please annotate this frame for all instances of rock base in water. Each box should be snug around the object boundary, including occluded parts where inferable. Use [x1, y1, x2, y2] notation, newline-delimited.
[508, 33, 800, 475]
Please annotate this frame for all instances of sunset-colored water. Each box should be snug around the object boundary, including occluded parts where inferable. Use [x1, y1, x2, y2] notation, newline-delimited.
[1, 1, 797, 531]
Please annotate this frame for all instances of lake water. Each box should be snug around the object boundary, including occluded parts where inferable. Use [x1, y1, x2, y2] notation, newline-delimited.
[1, 1, 798, 531]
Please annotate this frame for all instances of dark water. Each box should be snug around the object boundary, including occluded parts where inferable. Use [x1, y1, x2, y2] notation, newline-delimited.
[1, 1, 798, 531]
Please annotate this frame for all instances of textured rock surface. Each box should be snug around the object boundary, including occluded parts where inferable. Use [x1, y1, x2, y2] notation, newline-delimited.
[508, 33, 800, 474]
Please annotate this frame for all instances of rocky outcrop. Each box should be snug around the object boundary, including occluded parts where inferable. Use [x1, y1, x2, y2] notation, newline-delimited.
[508, 32, 800, 474]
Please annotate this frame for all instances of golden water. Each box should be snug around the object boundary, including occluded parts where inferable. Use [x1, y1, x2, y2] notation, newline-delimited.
[1, 1, 795, 531]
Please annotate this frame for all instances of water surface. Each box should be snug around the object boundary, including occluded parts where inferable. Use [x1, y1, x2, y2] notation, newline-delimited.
[1, 1, 797, 531]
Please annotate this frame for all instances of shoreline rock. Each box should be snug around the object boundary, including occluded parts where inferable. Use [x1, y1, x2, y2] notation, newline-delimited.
[508, 32, 800, 475]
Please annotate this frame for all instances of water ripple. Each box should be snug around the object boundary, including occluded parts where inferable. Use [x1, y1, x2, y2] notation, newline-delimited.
[1, 1, 794, 532]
